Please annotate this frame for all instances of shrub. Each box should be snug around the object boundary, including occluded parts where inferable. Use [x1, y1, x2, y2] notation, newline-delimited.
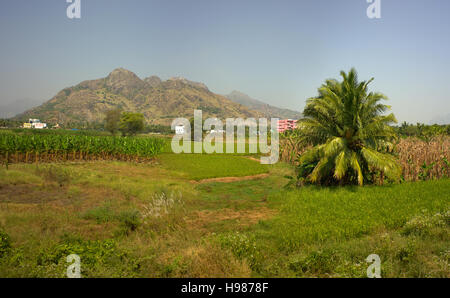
[34, 237, 144, 277]
[401, 210, 449, 236]
[218, 232, 261, 270]
[142, 191, 183, 219]
[81, 205, 115, 223]
[81, 206, 141, 233]
[35, 165, 74, 187]
[0, 230, 11, 257]
[117, 209, 141, 232]
[289, 249, 338, 275]
[37, 238, 122, 267]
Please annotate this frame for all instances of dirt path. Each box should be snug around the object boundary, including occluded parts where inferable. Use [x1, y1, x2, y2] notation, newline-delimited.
[191, 173, 270, 184]
[185, 207, 277, 231]
[245, 156, 261, 162]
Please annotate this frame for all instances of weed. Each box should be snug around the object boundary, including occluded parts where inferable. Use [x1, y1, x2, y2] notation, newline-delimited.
[34, 165, 74, 187]
[218, 232, 261, 270]
[81, 205, 115, 224]
[0, 230, 11, 257]
[401, 210, 449, 236]
[142, 191, 183, 219]
[289, 249, 338, 275]
[117, 209, 141, 232]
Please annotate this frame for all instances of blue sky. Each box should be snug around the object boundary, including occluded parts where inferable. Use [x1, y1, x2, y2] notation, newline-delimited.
[0, 0, 449, 123]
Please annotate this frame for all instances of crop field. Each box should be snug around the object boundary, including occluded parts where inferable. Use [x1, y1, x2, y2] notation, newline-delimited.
[397, 137, 450, 181]
[279, 136, 450, 182]
[0, 131, 166, 164]
[0, 148, 448, 278]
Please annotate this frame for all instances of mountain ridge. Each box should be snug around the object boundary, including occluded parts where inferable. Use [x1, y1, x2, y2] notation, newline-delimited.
[225, 90, 302, 120]
[14, 68, 261, 126]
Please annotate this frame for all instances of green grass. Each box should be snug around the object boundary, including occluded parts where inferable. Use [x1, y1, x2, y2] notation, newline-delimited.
[208, 179, 449, 277]
[263, 180, 450, 249]
[0, 155, 448, 278]
[157, 153, 269, 180]
[161, 140, 267, 155]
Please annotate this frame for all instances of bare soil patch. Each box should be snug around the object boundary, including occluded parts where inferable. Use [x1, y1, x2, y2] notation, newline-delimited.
[192, 173, 269, 184]
[0, 184, 70, 204]
[186, 207, 277, 231]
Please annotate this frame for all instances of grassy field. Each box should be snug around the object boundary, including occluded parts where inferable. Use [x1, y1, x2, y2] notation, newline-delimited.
[157, 153, 269, 180]
[0, 153, 448, 277]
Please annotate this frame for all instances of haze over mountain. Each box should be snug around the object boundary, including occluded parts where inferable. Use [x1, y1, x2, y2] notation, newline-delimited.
[0, 98, 44, 119]
[225, 91, 302, 120]
[13, 68, 262, 126]
[430, 113, 450, 125]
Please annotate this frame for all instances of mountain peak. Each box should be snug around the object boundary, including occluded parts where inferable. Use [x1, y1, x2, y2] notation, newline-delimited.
[107, 68, 140, 79]
[144, 76, 162, 87]
[105, 68, 144, 95]
[168, 77, 209, 90]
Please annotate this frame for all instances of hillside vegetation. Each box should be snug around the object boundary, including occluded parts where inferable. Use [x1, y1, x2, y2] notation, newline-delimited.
[14, 68, 260, 126]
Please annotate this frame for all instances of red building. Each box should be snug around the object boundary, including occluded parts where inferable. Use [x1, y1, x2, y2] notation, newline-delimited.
[277, 119, 297, 133]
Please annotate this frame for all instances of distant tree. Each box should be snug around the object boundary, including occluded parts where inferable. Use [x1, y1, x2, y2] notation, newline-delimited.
[119, 112, 145, 136]
[0, 119, 21, 128]
[105, 109, 121, 135]
[144, 124, 172, 134]
[396, 122, 449, 140]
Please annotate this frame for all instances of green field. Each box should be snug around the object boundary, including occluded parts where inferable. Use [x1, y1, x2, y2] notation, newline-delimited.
[0, 130, 166, 162]
[0, 152, 448, 277]
[157, 153, 269, 180]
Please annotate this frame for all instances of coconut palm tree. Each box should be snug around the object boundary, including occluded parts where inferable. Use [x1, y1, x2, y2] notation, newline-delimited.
[297, 68, 401, 185]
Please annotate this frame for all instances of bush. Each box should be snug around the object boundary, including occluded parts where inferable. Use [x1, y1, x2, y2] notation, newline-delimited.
[81, 205, 115, 223]
[34, 237, 144, 277]
[0, 230, 11, 257]
[117, 209, 141, 232]
[401, 210, 449, 236]
[35, 165, 74, 187]
[218, 232, 261, 270]
[142, 191, 184, 219]
[81, 206, 141, 233]
[289, 249, 338, 275]
[37, 238, 123, 267]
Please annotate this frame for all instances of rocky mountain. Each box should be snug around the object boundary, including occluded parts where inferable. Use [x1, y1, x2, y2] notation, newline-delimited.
[14, 68, 260, 126]
[225, 90, 302, 119]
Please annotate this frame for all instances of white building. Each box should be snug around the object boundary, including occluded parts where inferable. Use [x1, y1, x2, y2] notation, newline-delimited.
[24, 118, 47, 129]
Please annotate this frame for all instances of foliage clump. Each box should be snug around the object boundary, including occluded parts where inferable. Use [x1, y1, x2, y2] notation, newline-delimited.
[218, 232, 261, 270]
[0, 230, 11, 257]
[119, 112, 145, 136]
[296, 68, 401, 185]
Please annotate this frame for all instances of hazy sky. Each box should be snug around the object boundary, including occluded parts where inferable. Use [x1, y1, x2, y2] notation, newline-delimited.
[0, 0, 449, 123]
